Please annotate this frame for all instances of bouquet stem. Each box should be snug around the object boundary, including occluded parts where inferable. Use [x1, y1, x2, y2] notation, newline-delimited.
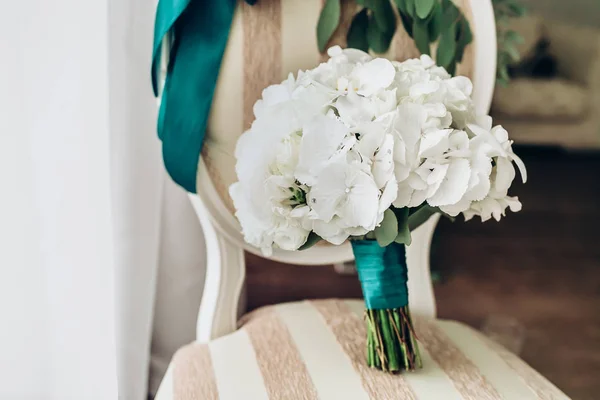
[365, 306, 422, 372]
[351, 240, 422, 373]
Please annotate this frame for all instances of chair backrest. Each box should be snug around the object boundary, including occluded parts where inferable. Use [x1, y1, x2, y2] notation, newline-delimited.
[188, 0, 497, 342]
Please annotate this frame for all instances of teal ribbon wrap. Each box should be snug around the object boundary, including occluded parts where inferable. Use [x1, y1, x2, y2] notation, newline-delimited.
[351, 241, 409, 310]
[151, 0, 236, 193]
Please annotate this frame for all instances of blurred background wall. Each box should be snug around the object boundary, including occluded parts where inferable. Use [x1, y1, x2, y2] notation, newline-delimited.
[523, 0, 600, 27]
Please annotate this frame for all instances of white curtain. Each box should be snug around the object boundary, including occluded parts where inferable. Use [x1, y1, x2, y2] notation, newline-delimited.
[0, 0, 205, 399]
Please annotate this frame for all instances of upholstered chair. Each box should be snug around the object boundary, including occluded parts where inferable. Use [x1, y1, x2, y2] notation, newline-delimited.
[156, 1, 570, 398]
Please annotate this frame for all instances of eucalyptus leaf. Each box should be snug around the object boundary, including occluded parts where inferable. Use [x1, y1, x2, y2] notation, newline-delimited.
[505, 30, 524, 44]
[372, 0, 396, 33]
[446, 61, 456, 75]
[375, 209, 399, 247]
[455, 19, 472, 62]
[506, 43, 521, 61]
[399, 11, 413, 36]
[413, 18, 430, 55]
[404, 0, 415, 18]
[393, 207, 412, 246]
[440, 0, 460, 32]
[407, 205, 438, 231]
[436, 21, 457, 68]
[367, 14, 395, 53]
[416, 0, 435, 19]
[395, 0, 407, 14]
[299, 232, 322, 251]
[508, 2, 526, 17]
[347, 9, 370, 51]
[428, 2, 443, 40]
[317, 0, 341, 52]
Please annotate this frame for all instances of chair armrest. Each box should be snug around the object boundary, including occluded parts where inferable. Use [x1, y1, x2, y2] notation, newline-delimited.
[545, 22, 600, 86]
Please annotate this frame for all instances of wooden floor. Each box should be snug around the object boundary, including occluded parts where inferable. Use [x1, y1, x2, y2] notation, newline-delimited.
[245, 147, 600, 400]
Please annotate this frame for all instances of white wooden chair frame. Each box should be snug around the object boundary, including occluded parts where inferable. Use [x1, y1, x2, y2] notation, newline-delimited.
[156, 1, 496, 397]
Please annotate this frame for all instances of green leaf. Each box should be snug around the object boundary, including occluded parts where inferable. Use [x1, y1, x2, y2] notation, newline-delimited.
[428, 2, 443, 40]
[393, 207, 412, 245]
[395, 0, 407, 14]
[299, 232, 322, 251]
[505, 30, 524, 44]
[404, 0, 415, 17]
[367, 14, 395, 53]
[374, 209, 399, 247]
[407, 205, 438, 231]
[399, 11, 413, 36]
[506, 43, 521, 62]
[317, 0, 341, 52]
[508, 2, 526, 17]
[347, 9, 370, 52]
[416, 0, 435, 19]
[446, 60, 456, 75]
[372, 0, 396, 33]
[440, 0, 460, 32]
[436, 21, 457, 69]
[413, 18, 430, 55]
[455, 19, 472, 62]
[498, 64, 510, 81]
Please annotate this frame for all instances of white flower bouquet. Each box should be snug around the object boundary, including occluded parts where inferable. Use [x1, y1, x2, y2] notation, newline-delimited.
[230, 46, 526, 373]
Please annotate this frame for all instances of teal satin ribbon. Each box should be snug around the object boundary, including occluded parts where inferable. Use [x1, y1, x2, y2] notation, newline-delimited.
[351, 241, 409, 310]
[151, 0, 236, 193]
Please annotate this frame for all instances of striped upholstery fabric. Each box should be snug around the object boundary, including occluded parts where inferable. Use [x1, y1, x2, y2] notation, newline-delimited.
[172, 300, 570, 399]
[199, 0, 474, 214]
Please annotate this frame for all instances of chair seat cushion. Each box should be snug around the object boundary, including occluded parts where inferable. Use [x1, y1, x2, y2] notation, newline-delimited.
[492, 78, 589, 121]
[172, 299, 569, 399]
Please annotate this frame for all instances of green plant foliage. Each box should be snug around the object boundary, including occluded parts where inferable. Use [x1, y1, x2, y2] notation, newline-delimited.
[317, 0, 342, 52]
[367, 13, 396, 53]
[299, 232, 323, 250]
[396, 0, 471, 75]
[428, 2, 443, 41]
[375, 209, 399, 247]
[413, 18, 431, 55]
[407, 205, 437, 231]
[493, 0, 526, 86]
[436, 21, 457, 69]
[347, 9, 370, 51]
[318, 0, 473, 64]
[372, 0, 397, 33]
[416, 0, 436, 19]
[393, 207, 412, 245]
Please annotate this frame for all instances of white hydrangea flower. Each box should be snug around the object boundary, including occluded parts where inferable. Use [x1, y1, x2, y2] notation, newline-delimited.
[230, 47, 527, 254]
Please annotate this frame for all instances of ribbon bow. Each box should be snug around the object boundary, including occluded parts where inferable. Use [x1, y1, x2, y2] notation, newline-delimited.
[151, 0, 255, 192]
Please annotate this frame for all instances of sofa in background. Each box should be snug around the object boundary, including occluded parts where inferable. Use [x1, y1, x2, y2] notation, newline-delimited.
[491, 16, 600, 150]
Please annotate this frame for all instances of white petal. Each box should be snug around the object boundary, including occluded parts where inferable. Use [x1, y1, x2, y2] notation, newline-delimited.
[313, 219, 349, 245]
[273, 224, 310, 251]
[393, 103, 425, 151]
[335, 92, 376, 126]
[354, 58, 395, 96]
[339, 171, 380, 230]
[511, 152, 528, 183]
[372, 134, 395, 188]
[426, 163, 449, 185]
[379, 177, 398, 213]
[393, 179, 413, 207]
[408, 188, 429, 208]
[407, 172, 428, 190]
[427, 159, 471, 206]
[440, 198, 471, 216]
[306, 162, 348, 222]
[448, 76, 473, 97]
[296, 115, 349, 185]
[494, 157, 516, 195]
[410, 81, 440, 97]
[419, 129, 452, 157]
